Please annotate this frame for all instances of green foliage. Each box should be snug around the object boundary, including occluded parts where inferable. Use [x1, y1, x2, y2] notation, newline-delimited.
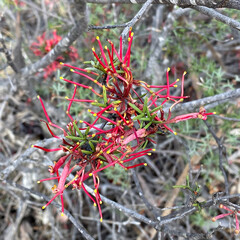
[173, 175, 201, 196]
[104, 164, 129, 188]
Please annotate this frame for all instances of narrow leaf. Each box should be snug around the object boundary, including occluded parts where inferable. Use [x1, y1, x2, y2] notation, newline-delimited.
[66, 135, 82, 141]
[128, 102, 142, 114]
[73, 121, 84, 138]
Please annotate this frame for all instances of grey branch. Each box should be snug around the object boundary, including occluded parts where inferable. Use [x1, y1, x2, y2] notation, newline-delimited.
[193, 6, 240, 31]
[0, 137, 62, 181]
[144, 7, 191, 85]
[121, 0, 155, 40]
[171, 88, 240, 113]
[0, 36, 19, 73]
[86, 0, 240, 10]
[5, 181, 94, 240]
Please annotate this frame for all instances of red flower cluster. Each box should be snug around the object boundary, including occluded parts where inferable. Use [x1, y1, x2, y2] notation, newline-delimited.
[33, 29, 215, 221]
[30, 30, 79, 78]
[212, 204, 240, 234]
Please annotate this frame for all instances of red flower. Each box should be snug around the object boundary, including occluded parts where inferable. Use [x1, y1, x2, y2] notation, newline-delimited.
[34, 30, 215, 221]
[30, 30, 79, 78]
[212, 204, 240, 234]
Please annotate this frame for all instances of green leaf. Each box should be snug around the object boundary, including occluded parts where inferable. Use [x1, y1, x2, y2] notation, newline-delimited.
[73, 121, 84, 138]
[82, 150, 93, 154]
[128, 103, 142, 114]
[140, 117, 151, 121]
[66, 135, 83, 141]
[85, 126, 90, 136]
[173, 185, 187, 189]
[98, 155, 106, 161]
[144, 121, 152, 129]
[102, 85, 107, 104]
[146, 104, 151, 118]
[111, 100, 122, 105]
[186, 175, 190, 187]
[143, 97, 148, 113]
[91, 102, 107, 107]
[153, 120, 163, 124]
[142, 139, 149, 149]
[150, 105, 162, 114]
[132, 113, 144, 121]
[98, 136, 103, 143]
[89, 141, 95, 151]
[79, 140, 86, 146]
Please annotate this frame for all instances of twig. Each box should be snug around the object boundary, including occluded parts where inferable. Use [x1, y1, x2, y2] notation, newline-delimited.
[88, 23, 127, 30]
[4, 180, 95, 240]
[121, 0, 154, 40]
[0, 136, 62, 181]
[192, 6, 240, 31]
[145, 7, 191, 85]
[203, 120, 229, 195]
[171, 88, 240, 113]
[85, 0, 240, 11]
[0, 35, 19, 73]
[131, 168, 160, 221]
[21, 0, 68, 23]
[212, 115, 240, 122]
[83, 184, 158, 228]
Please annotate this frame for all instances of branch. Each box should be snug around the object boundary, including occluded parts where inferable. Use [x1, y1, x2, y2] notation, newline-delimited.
[171, 88, 240, 113]
[212, 115, 240, 122]
[83, 184, 158, 228]
[85, 0, 240, 10]
[0, 136, 62, 181]
[121, 0, 154, 40]
[88, 23, 127, 30]
[88, 0, 154, 39]
[0, 35, 19, 73]
[192, 5, 240, 31]
[144, 7, 190, 84]
[4, 180, 94, 240]
[131, 168, 160, 221]
[204, 121, 229, 195]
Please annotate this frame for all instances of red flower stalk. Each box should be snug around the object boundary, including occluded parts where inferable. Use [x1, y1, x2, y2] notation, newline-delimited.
[212, 204, 240, 234]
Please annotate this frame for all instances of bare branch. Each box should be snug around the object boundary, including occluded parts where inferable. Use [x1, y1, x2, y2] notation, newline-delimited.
[131, 168, 160, 221]
[121, 0, 154, 40]
[193, 5, 240, 31]
[4, 181, 94, 240]
[85, 0, 240, 11]
[88, 23, 127, 30]
[0, 35, 19, 73]
[171, 88, 240, 113]
[204, 121, 229, 195]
